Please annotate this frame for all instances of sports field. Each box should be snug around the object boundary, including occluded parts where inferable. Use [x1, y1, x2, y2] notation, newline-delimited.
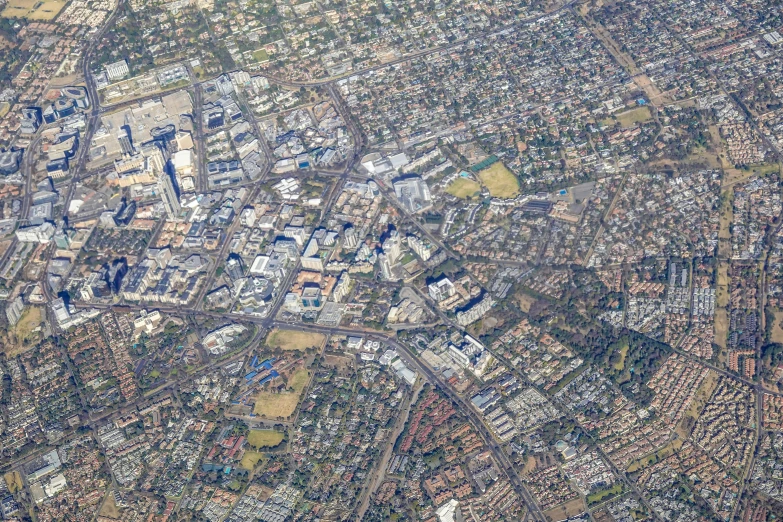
[446, 177, 481, 199]
[616, 106, 652, 127]
[240, 451, 266, 470]
[248, 429, 284, 449]
[266, 328, 325, 351]
[1, 0, 67, 20]
[477, 162, 519, 198]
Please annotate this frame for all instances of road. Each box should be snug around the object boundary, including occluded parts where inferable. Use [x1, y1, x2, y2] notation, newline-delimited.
[355, 381, 423, 519]
[60, 0, 125, 220]
[388, 338, 548, 522]
[193, 83, 207, 193]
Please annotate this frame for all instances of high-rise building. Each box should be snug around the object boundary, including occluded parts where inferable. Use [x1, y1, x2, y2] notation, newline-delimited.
[383, 230, 402, 264]
[407, 235, 433, 261]
[20, 107, 42, 135]
[118, 126, 134, 155]
[456, 295, 495, 326]
[158, 173, 181, 221]
[301, 256, 324, 272]
[225, 255, 245, 281]
[0, 149, 22, 175]
[141, 142, 166, 174]
[114, 200, 137, 226]
[215, 74, 234, 96]
[106, 259, 128, 294]
[378, 253, 393, 280]
[332, 272, 351, 302]
[53, 228, 73, 250]
[343, 224, 359, 250]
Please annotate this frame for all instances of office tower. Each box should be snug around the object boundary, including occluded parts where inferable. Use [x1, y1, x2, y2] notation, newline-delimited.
[158, 173, 181, 221]
[383, 230, 401, 264]
[378, 253, 393, 280]
[119, 125, 134, 155]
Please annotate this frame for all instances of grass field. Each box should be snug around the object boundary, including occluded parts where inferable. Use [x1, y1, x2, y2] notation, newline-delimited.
[253, 368, 310, 419]
[16, 306, 42, 337]
[445, 177, 481, 199]
[586, 484, 624, 505]
[516, 292, 537, 313]
[771, 311, 783, 344]
[613, 342, 629, 371]
[252, 49, 270, 62]
[248, 429, 284, 449]
[520, 455, 537, 476]
[266, 329, 325, 351]
[240, 450, 266, 470]
[718, 189, 733, 258]
[714, 260, 729, 349]
[681, 145, 722, 170]
[615, 106, 652, 127]
[1, 0, 66, 20]
[477, 162, 519, 198]
[716, 263, 729, 308]
[714, 308, 728, 350]
[752, 162, 781, 177]
[99, 492, 121, 519]
[543, 498, 585, 521]
[4, 471, 22, 493]
[3, 306, 43, 356]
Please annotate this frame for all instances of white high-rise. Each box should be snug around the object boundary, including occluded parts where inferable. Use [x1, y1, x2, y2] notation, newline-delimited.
[383, 230, 402, 264]
[158, 174, 181, 221]
[378, 253, 393, 280]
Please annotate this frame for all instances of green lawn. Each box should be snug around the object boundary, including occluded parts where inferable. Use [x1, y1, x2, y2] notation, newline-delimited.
[477, 162, 519, 198]
[586, 483, 624, 506]
[252, 49, 270, 62]
[446, 177, 481, 199]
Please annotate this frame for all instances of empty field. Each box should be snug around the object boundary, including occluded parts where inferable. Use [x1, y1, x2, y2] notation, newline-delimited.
[771, 311, 783, 344]
[714, 308, 728, 350]
[543, 498, 586, 521]
[253, 368, 310, 419]
[477, 162, 519, 199]
[4, 471, 22, 493]
[3, 306, 43, 356]
[615, 106, 652, 128]
[516, 292, 537, 313]
[248, 429, 284, 449]
[251, 49, 270, 62]
[266, 329, 325, 351]
[99, 492, 122, 519]
[240, 450, 266, 470]
[445, 177, 481, 199]
[1, 0, 66, 20]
